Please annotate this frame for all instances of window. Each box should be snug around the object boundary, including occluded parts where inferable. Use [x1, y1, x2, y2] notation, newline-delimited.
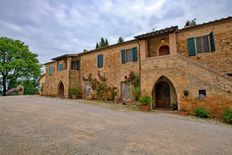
[71, 60, 80, 70]
[199, 90, 206, 96]
[49, 66, 53, 75]
[187, 32, 215, 56]
[97, 54, 103, 68]
[226, 73, 232, 77]
[58, 63, 63, 71]
[125, 49, 133, 62]
[121, 47, 137, 64]
[196, 35, 210, 53]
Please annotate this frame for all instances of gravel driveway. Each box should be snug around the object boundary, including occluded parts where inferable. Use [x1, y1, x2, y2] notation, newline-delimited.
[0, 96, 231, 155]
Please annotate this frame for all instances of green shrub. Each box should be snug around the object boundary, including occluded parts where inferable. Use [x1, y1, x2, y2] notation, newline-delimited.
[223, 108, 232, 124]
[139, 96, 152, 105]
[69, 87, 80, 95]
[193, 107, 209, 118]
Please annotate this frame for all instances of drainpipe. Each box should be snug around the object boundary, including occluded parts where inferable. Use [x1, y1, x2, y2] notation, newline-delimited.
[68, 57, 71, 98]
[78, 56, 81, 91]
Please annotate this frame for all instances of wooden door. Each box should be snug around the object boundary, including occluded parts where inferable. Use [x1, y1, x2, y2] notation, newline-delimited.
[121, 82, 130, 102]
[59, 82, 64, 98]
[155, 82, 171, 108]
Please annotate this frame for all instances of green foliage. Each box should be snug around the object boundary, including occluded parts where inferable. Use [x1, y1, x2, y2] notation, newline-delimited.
[126, 71, 140, 101]
[95, 38, 109, 49]
[95, 43, 99, 49]
[223, 108, 232, 124]
[83, 73, 117, 101]
[69, 87, 78, 95]
[139, 96, 152, 105]
[17, 80, 38, 95]
[193, 107, 209, 118]
[118, 37, 124, 43]
[0, 37, 41, 95]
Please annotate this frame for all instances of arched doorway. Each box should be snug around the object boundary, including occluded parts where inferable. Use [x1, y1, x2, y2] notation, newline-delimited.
[155, 81, 170, 108]
[58, 81, 64, 98]
[159, 45, 170, 56]
[153, 76, 177, 109]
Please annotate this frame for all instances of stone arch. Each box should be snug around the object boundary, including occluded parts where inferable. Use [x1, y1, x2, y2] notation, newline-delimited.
[158, 45, 170, 56]
[152, 76, 177, 109]
[57, 81, 65, 98]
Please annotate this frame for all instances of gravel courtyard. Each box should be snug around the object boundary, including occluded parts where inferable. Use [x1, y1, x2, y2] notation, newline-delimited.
[0, 96, 231, 155]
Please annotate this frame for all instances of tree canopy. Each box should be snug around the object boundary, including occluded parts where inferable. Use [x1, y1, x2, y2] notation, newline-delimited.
[0, 37, 41, 96]
[117, 37, 124, 43]
[95, 38, 109, 49]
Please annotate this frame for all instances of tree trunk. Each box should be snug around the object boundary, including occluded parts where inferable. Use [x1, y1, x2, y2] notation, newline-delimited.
[2, 75, 6, 96]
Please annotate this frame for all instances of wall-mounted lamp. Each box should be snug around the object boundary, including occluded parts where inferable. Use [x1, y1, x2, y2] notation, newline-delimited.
[161, 38, 165, 43]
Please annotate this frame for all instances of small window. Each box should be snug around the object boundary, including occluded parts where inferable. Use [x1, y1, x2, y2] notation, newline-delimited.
[183, 90, 189, 97]
[97, 54, 103, 68]
[49, 66, 53, 75]
[71, 60, 80, 70]
[199, 90, 206, 96]
[227, 73, 232, 77]
[58, 63, 63, 71]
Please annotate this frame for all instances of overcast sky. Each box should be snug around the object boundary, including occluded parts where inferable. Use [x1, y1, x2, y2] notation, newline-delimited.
[0, 0, 231, 63]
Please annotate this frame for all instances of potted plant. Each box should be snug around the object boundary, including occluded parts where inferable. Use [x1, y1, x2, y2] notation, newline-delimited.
[139, 96, 152, 112]
[69, 87, 78, 99]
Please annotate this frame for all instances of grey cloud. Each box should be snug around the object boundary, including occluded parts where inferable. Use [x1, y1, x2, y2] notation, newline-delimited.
[0, 0, 231, 64]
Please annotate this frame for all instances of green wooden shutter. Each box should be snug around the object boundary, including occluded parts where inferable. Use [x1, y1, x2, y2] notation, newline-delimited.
[132, 47, 137, 62]
[77, 60, 80, 70]
[49, 66, 53, 75]
[209, 32, 215, 52]
[98, 54, 103, 68]
[121, 49, 125, 64]
[187, 37, 196, 56]
[59, 64, 63, 71]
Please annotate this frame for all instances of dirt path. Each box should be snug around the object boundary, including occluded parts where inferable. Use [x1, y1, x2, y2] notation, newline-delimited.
[0, 96, 231, 155]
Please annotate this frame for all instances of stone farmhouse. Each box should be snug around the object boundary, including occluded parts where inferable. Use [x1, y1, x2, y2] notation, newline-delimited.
[42, 16, 232, 115]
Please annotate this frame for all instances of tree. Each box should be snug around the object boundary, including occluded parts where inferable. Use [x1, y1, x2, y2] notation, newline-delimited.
[105, 39, 109, 46]
[0, 37, 41, 96]
[95, 38, 109, 49]
[95, 43, 99, 49]
[117, 37, 124, 43]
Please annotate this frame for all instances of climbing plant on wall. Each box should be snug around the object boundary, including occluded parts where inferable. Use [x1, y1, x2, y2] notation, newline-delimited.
[83, 73, 117, 101]
[125, 71, 141, 101]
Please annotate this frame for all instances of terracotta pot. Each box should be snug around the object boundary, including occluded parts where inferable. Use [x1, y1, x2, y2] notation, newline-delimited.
[140, 104, 149, 112]
[178, 111, 189, 116]
[71, 95, 77, 99]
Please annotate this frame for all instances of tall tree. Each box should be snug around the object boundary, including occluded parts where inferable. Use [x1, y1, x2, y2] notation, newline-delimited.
[117, 37, 124, 43]
[95, 38, 109, 49]
[95, 42, 99, 49]
[0, 37, 41, 96]
[105, 39, 109, 46]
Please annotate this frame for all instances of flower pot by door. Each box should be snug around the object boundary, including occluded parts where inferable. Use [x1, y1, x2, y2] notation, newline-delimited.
[140, 105, 149, 112]
[71, 95, 77, 99]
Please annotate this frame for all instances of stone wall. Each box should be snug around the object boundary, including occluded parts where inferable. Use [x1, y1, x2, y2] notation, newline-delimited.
[43, 58, 80, 98]
[140, 55, 232, 115]
[80, 41, 139, 98]
[176, 18, 232, 74]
